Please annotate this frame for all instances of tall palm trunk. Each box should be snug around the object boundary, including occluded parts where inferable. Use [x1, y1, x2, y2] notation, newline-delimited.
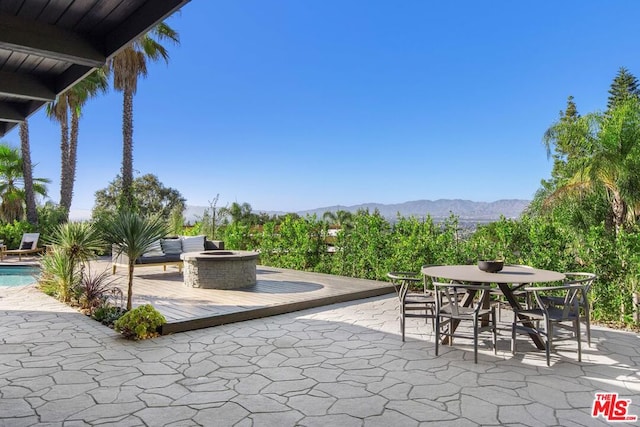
[63, 109, 81, 211]
[121, 88, 134, 210]
[59, 108, 71, 217]
[20, 121, 38, 225]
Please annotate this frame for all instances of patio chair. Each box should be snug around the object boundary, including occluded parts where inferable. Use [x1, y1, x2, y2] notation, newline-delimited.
[539, 272, 596, 346]
[512, 283, 583, 366]
[433, 281, 497, 364]
[4, 233, 43, 261]
[387, 270, 437, 342]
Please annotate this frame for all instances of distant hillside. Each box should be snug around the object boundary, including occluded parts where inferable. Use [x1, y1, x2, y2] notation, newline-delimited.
[298, 199, 529, 221]
[184, 199, 530, 223]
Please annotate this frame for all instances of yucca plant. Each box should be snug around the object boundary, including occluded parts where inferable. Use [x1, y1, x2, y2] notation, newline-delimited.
[98, 210, 168, 310]
[46, 221, 104, 296]
[48, 221, 104, 266]
[39, 246, 77, 302]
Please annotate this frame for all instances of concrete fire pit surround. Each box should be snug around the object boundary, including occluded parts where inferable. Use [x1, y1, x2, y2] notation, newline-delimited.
[181, 250, 259, 289]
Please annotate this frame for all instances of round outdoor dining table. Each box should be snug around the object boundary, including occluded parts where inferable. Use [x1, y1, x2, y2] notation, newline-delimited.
[422, 265, 566, 350]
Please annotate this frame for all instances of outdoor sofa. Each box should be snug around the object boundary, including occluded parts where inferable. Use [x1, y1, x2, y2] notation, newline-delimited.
[112, 235, 224, 274]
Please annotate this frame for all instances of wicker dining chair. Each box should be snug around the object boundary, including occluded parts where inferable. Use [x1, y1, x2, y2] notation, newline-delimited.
[433, 281, 497, 364]
[387, 271, 437, 341]
[512, 283, 583, 366]
[540, 272, 596, 346]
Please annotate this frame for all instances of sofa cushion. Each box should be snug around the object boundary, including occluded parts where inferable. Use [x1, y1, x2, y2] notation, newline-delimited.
[137, 253, 182, 264]
[161, 238, 182, 254]
[142, 239, 164, 257]
[181, 235, 205, 253]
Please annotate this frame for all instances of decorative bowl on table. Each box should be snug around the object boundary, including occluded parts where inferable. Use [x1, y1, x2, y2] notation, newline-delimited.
[478, 260, 504, 273]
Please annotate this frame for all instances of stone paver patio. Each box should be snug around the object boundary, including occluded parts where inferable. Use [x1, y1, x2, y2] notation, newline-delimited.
[1, 280, 639, 426]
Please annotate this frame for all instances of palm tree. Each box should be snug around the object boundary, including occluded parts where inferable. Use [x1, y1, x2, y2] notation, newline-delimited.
[323, 210, 354, 229]
[46, 94, 69, 211]
[0, 144, 49, 223]
[98, 211, 168, 310]
[544, 98, 640, 235]
[47, 68, 109, 217]
[110, 22, 179, 210]
[65, 68, 109, 211]
[19, 121, 37, 225]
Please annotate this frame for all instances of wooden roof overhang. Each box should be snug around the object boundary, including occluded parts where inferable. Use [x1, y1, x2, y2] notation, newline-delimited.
[0, 0, 190, 137]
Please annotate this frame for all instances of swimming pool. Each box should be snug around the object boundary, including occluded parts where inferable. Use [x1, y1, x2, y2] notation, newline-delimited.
[0, 266, 40, 287]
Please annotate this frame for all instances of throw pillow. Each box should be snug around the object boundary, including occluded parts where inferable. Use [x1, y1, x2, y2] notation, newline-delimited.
[181, 235, 205, 253]
[142, 239, 164, 257]
[161, 238, 182, 254]
[20, 240, 33, 250]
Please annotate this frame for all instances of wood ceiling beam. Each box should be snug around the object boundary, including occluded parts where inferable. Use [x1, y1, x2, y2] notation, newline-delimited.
[0, 70, 56, 102]
[0, 100, 26, 123]
[0, 14, 105, 68]
[105, 0, 190, 56]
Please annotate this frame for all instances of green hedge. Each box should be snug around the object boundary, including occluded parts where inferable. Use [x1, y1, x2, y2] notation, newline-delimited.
[213, 210, 637, 327]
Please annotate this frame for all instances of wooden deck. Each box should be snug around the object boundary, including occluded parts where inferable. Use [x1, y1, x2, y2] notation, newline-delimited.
[101, 260, 395, 334]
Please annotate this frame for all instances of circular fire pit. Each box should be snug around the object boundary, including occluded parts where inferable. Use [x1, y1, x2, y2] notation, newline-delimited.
[181, 250, 259, 289]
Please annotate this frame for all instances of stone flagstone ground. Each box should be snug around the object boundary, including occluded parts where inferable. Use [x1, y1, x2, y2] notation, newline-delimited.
[1, 283, 639, 426]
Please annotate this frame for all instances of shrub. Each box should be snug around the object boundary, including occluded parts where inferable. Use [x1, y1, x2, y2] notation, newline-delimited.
[73, 269, 116, 313]
[39, 247, 77, 302]
[36, 204, 68, 239]
[0, 220, 34, 249]
[114, 304, 166, 340]
[92, 304, 127, 327]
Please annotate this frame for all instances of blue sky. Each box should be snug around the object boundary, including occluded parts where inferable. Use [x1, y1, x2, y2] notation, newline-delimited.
[3, 1, 640, 217]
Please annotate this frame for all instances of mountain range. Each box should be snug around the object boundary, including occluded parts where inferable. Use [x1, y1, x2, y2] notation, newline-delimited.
[184, 199, 530, 224]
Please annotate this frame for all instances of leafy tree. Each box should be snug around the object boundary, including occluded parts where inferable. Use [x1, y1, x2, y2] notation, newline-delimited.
[194, 195, 224, 239]
[37, 203, 69, 239]
[92, 174, 185, 222]
[331, 209, 391, 280]
[110, 22, 179, 209]
[168, 205, 185, 236]
[543, 96, 586, 186]
[0, 143, 49, 223]
[19, 121, 37, 225]
[219, 202, 255, 225]
[47, 69, 109, 217]
[98, 211, 168, 310]
[219, 220, 254, 250]
[262, 215, 327, 270]
[387, 215, 439, 273]
[607, 67, 640, 111]
[543, 98, 640, 234]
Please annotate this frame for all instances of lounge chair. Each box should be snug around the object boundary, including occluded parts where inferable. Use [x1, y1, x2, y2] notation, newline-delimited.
[4, 233, 43, 261]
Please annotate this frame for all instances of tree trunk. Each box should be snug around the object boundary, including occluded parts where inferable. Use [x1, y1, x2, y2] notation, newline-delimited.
[63, 109, 80, 213]
[121, 88, 135, 211]
[20, 121, 38, 225]
[59, 108, 70, 219]
[127, 261, 134, 311]
[611, 191, 626, 236]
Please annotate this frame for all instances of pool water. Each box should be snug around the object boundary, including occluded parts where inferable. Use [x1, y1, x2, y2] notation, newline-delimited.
[0, 266, 40, 287]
